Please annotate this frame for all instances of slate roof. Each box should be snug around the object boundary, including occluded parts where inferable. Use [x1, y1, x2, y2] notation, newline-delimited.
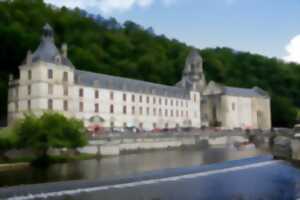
[75, 70, 190, 99]
[29, 24, 74, 68]
[223, 86, 269, 98]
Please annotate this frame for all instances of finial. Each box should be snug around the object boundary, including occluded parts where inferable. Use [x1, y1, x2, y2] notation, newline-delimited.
[42, 23, 54, 40]
[61, 43, 68, 57]
[26, 50, 32, 65]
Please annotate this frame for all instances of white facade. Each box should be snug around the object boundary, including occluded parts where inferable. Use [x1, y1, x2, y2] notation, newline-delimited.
[7, 24, 202, 130]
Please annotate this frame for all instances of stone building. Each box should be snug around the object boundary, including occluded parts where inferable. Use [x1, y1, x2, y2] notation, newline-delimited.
[7, 24, 202, 130]
[7, 24, 271, 130]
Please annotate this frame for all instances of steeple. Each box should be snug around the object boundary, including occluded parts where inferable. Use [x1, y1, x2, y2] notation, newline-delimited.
[24, 23, 74, 68]
[42, 23, 54, 41]
[179, 49, 206, 92]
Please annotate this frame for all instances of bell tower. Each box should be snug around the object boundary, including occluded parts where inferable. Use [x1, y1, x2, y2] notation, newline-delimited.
[181, 49, 206, 92]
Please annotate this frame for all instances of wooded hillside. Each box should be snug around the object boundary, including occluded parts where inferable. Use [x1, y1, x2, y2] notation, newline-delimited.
[0, 0, 299, 127]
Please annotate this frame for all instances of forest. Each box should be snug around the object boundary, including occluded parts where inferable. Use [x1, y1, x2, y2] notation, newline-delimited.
[0, 0, 299, 127]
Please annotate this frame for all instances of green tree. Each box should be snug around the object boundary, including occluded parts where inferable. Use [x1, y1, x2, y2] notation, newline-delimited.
[0, 127, 17, 161]
[14, 112, 87, 165]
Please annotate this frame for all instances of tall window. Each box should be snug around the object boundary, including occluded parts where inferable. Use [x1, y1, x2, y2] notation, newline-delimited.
[63, 86, 68, 96]
[146, 96, 150, 104]
[15, 102, 19, 112]
[153, 123, 157, 129]
[153, 97, 156, 104]
[159, 98, 162, 105]
[64, 101, 68, 111]
[80, 102, 84, 112]
[132, 106, 135, 115]
[63, 72, 68, 82]
[27, 100, 31, 111]
[146, 107, 150, 116]
[79, 88, 84, 97]
[95, 103, 99, 113]
[27, 85, 31, 95]
[48, 99, 53, 110]
[95, 90, 99, 99]
[165, 99, 168, 106]
[123, 93, 127, 101]
[171, 110, 174, 117]
[165, 109, 168, 117]
[194, 94, 197, 102]
[132, 94, 135, 102]
[110, 91, 114, 100]
[186, 111, 189, 117]
[48, 84, 53, 95]
[171, 100, 173, 106]
[159, 109, 162, 116]
[28, 70, 32, 80]
[153, 108, 157, 116]
[48, 69, 53, 79]
[123, 106, 127, 114]
[110, 105, 114, 114]
[139, 95, 143, 103]
[139, 107, 143, 115]
[232, 103, 236, 111]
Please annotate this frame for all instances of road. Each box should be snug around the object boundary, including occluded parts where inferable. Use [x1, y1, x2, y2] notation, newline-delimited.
[1, 156, 300, 200]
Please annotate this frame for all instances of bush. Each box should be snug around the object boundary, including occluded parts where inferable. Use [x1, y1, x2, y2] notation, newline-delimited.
[14, 112, 88, 165]
[0, 127, 17, 160]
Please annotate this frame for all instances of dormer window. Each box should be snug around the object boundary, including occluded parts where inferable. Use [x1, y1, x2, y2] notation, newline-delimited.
[55, 55, 61, 64]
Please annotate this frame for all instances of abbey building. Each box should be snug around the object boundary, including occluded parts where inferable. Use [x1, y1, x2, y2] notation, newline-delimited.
[7, 24, 271, 130]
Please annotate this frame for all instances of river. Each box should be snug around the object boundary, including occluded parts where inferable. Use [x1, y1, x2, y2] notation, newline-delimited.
[0, 147, 268, 188]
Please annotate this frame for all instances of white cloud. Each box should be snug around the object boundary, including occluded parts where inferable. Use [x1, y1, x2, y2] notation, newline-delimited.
[45, 0, 176, 14]
[284, 35, 300, 64]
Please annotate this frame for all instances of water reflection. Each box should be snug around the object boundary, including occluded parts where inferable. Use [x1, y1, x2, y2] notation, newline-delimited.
[0, 147, 268, 187]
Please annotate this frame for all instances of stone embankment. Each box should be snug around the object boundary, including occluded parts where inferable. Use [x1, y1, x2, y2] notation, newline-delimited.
[78, 130, 262, 156]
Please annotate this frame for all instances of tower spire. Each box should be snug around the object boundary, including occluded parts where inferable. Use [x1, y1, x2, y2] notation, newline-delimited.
[42, 23, 54, 41]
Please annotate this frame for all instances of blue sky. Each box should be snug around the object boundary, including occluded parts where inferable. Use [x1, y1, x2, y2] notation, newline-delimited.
[45, 0, 300, 63]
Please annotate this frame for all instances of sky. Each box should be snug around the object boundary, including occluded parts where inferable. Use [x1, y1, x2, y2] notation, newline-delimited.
[44, 0, 300, 63]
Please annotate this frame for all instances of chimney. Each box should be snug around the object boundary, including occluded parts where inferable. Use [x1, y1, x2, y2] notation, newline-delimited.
[62, 43, 68, 57]
[26, 50, 32, 65]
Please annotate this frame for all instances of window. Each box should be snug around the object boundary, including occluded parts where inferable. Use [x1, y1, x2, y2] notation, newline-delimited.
[146, 96, 150, 104]
[132, 106, 135, 115]
[194, 94, 197, 102]
[64, 101, 68, 111]
[15, 102, 19, 112]
[48, 99, 53, 110]
[176, 100, 179, 106]
[79, 88, 84, 97]
[27, 100, 31, 110]
[165, 109, 168, 117]
[63, 72, 68, 82]
[139, 123, 143, 129]
[110, 105, 114, 114]
[171, 110, 174, 117]
[165, 99, 168, 106]
[63, 86, 68, 96]
[181, 110, 184, 117]
[95, 103, 99, 113]
[165, 123, 169, 129]
[146, 107, 150, 115]
[28, 70, 32, 80]
[110, 122, 114, 129]
[95, 90, 99, 99]
[27, 85, 31, 95]
[153, 123, 157, 129]
[232, 103, 236, 111]
[153, 97, 156, 104]
[48, 69, 53, 79]
[139, 107, 143, 115]
[176, 110, 179, 117]
[186, 111, 189, 117]
[159, 98, 162, 105]
[123, 93, 127, 101]
[181, 101, 183, 107]
[48, 84, 53, 95]
[132, 94, 135, 102]
[139, 95, 143, 103]
[110, 91, 114, 100]
[153, 108, 157, 116]
[80, 102, 84, 112]
[171, 100, 173, 106]
[159, 109, 162, 116]
[123, 106, 127, 114]
[123, 122, 127, 128]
